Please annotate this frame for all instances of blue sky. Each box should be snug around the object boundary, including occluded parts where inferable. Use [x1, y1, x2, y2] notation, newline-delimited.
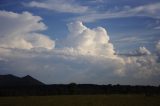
[1, 0, 160, 52]
[0, 0, 160, 85]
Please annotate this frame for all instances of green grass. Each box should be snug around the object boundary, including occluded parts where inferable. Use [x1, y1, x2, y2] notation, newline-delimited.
[0, 95, 160, 106]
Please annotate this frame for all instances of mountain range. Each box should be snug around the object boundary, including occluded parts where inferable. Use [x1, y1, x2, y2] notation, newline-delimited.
[0, 74, 44, 86]
[0, 74, 159, 96]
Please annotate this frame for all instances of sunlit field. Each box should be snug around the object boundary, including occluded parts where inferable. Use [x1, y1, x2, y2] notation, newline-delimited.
[0, 95, 160, 106]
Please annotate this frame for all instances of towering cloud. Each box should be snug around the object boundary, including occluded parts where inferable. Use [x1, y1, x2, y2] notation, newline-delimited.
[65, 21, 115, 56]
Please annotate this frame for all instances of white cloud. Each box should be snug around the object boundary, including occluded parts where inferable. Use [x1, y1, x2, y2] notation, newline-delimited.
[0, 10, 55, 50]
[136, 47, 151, 55]
[124, 55, 160, 79]
[64, 21, 115, 56]
[26, 0, 89, 14]
[74, 3, 160, 22]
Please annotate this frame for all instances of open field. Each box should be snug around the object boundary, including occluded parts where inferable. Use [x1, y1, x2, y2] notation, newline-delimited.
[0, 95, 160, 106]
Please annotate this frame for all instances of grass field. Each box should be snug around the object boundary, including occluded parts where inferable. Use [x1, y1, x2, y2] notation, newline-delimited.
[0, 95, 160, 106]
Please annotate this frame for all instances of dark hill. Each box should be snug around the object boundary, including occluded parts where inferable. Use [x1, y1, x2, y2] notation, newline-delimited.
[0, 74, 44, 86]
[21, 75, 44, 85]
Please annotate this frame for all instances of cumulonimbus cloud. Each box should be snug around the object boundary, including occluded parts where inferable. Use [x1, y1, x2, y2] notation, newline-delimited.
[0, 10, 160, 85]
[63, 21, 115, 56]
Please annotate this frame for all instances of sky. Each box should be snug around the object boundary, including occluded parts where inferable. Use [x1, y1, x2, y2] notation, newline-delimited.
[0, 0, 160, 85]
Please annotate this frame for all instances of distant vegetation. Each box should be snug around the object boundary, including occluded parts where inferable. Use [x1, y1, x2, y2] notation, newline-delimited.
[0, 84, 160, 96]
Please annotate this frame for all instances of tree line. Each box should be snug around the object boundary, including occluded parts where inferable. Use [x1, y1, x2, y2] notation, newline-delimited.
[0, 83, 160, 96]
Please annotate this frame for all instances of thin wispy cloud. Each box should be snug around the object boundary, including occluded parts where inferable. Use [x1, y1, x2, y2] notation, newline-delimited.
[74, 2, 160, 22]
[26, 0, 90, 14]
[154, 26, 160, 30]
[114, 37, 151, 44]
[26, 0, 160, 29]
